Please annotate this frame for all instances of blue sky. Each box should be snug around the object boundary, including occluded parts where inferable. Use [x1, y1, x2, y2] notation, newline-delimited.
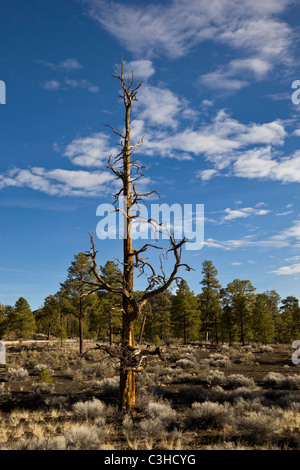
[1, 0, 300, 310]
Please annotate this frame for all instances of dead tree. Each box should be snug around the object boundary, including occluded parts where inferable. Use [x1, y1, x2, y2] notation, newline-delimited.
[86, 59, 191, 410]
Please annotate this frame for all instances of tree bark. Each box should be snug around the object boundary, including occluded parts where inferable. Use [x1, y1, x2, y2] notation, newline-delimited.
[79, 298, 83, 355]
[119, 86, 136, 410]
[87, 60, 190, 411]
[138, 314, 146, 344]
[109, 315, 114, 346]
[119, 317, 135, 410]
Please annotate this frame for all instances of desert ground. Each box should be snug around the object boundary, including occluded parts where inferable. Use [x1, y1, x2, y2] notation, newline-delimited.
[0, 339, 300, 450]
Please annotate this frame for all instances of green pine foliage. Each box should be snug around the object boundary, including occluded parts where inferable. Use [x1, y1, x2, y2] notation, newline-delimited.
[7, 297, 36, 339]
[1, 257, 300, 345]
[252, 293, 275, 343]
[199, 260, 222, 343]
[224, 279, 256, 346]
[170, 280, 200, 343]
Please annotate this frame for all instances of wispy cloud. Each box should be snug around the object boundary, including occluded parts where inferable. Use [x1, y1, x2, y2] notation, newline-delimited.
[83, 0, 296, 97]
[42, 78, 99, 93]
[220, 206, 270, 223]
[83, 0, 294, 62]
[0, 167, 115, 197]
[205, 218, 300, 254]
[140, 109, 286, 162]
[271, 263, 300, 275]
[38, 58, 83, 71]
[204, 237, 289, 251]
[199, 57, 272, 92]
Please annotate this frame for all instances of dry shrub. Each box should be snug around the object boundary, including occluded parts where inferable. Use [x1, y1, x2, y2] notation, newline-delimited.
[6, 367, 29, 381]
[225, 374, 255, 390]
[72, 398, 106, 420]
[185, 401, 233, 430]
[13, 436, 67, 450]
[65, 425, 103, 450]
[263, 372, 300, 390]
[233, 397, 265, 415]
[236, 411, 280, 445]
[176, 358, 197, 369]
[206, 353, 231, 368]
[206, 370, 226, 386]
[145, 401, 178, 429]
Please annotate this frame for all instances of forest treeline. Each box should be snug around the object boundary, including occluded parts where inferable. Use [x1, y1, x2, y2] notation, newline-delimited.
[0, 253, 299, 346]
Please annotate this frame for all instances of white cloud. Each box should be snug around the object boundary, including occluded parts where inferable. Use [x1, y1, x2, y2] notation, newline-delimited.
[123, 59, 155, 80]
[58, 58, 83, 71]
[273, 219, 300, 241]
[42, 80, 61, 90]
[201, 99, 214, 107]
[64, 79, 99, 93]
[199, 57, 272, 91]
[83, 0, 295, 98]
[204, 237, 289, 250]
[197, 169, 219, 182]
[63, 132, 116, 168]
[233, 146, 278, 179]
[219, 18, 293, 64]
[203, 216, 300, 251]
[272, 263, 300, 275]
[142, 110, 286, 162]
[275, 210, 293, 216]
[83, 0, 294, 63]
[42, 79, 99, 93]
[38, 58, 83, 71]
[0, 167, 115, 197]
[221, 206, 270, 223]
[136, 85, 183, 129]
[233, 148, 300, 183]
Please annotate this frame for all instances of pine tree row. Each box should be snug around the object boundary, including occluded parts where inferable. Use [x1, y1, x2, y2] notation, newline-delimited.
[1, 254, 299, 346]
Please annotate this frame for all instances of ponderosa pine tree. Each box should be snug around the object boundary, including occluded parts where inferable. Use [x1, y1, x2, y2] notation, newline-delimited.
[220, 287, 237, 344]
[0, 303, 6, 339]
[141, 291, 172, 342]
[199, 260, 222, 343]
[263, 290, 281, 342]
[36, 293, 67, 340]
[10, 297, 35, 339]
[252, 293, 275, 343]
[279, 296, 300, 343]
[171, 280, 199, 343]
[225, 279, 256, 345]
[96, 261, 123, 344]
[60, 252, 97, 354]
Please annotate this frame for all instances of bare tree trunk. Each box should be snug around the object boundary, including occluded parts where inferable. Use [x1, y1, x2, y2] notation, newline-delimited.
[138, 314, 146, 344]
[79, 298, 83, 355]
[119, 84, 136, 410]
[47, 321, 51, 340]
[109, 315, 113, 346]
[87, 58, 191, 411]
[120, 318, 135, 410]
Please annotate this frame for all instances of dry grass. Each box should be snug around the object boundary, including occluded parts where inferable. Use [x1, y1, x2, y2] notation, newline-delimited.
[0, 340, 299, 450]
